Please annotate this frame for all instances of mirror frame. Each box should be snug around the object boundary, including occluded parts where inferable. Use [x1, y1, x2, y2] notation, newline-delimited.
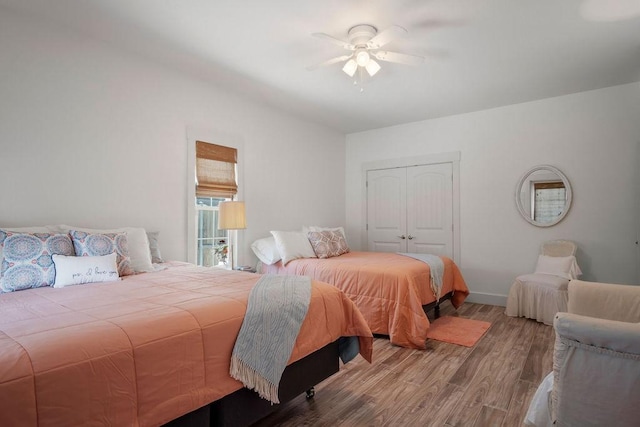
[515, 164, 572, 227]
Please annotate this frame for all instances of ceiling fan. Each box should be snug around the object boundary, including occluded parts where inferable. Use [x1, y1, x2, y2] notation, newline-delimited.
[308, 24, 424, 78]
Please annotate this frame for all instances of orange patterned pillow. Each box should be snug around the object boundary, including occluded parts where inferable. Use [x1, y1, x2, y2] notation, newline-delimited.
[307, 230, 349, 259]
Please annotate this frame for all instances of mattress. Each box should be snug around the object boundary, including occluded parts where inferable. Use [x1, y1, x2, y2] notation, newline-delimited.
[0, 262, 373, 426]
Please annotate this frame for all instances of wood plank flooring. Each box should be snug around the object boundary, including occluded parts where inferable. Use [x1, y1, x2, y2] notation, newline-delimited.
[255, 302, 555, 427]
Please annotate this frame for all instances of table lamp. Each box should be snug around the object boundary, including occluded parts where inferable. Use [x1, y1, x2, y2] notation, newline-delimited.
[218, 201, 246, 270]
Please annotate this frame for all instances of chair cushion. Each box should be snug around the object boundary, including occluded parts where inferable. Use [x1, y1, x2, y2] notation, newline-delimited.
[516, 273, 570, 290]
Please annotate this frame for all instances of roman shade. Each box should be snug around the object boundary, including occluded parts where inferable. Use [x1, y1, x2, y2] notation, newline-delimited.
[196, 141, 238, 198]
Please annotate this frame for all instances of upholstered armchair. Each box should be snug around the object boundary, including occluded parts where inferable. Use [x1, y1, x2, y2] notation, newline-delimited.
[525, 280, 640, 426]
[506, 240, 581, 325]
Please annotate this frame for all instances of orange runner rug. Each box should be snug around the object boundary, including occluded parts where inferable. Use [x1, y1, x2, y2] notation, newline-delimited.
[426, 316, 491, 347]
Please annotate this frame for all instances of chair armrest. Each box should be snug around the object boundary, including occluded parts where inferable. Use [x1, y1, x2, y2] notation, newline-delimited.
[568, 280, 640, 322]
[555, 312, 640, 354]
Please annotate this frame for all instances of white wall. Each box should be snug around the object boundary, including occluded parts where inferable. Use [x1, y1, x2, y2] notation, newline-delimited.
[0, 8, 346, 265]
[346, 83, 640, 304]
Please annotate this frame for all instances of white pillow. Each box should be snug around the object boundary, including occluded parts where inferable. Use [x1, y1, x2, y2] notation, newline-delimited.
[146, 231, 164, 264]
[534, 255, 581, 280]
[250, 236, 281, 265]
[57, 225, 153, 273]
[270, 231, 317, 266]
[52, 253, 120, 288]
[303, 225, 347, 242]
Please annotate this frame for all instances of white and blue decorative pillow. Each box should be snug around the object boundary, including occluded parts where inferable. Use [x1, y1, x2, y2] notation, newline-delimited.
[70, 230, 134, 276]
[52, 253, 120, 288]
[59, 225, 154, 273]
[0, 231, 75, 292]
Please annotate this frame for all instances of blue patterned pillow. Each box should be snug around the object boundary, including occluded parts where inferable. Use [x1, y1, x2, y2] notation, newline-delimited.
[0, 231, 75, 292]
[70, 230, 134, 276]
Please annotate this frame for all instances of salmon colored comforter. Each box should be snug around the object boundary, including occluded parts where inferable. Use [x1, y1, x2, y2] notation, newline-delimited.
[0, 262, 372, 427]
[260, 251, 469, 349]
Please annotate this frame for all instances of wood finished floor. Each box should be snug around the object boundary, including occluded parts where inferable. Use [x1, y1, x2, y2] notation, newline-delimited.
[255, 302, 555, 427]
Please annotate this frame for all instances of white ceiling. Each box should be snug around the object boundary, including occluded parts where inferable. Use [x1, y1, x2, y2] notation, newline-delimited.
[3, 0, 639, 133]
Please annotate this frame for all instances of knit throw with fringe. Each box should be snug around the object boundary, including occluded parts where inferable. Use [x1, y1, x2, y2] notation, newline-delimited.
[230, 274, 311, 404]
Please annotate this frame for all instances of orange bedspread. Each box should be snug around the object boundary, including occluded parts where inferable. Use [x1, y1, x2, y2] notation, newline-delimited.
[0, 263, 372, 427]
[261, 251, 469, 349]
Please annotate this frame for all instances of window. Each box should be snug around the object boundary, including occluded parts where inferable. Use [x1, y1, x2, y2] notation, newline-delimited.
[194, 141, 238, 266]
[196, 197, 229, 266]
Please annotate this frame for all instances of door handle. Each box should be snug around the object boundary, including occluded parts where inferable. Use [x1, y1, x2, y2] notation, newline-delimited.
[397, 235, 406, 240]
[407, 235, 414, 240]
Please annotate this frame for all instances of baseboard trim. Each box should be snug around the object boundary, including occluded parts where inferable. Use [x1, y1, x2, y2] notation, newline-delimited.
[465, 292, 507, 307]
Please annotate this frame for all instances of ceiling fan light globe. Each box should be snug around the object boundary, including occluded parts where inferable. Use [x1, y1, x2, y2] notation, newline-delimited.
[355, 50, 370, 66]
[365, 59, 381, 76]
[342, 59, 358, 77]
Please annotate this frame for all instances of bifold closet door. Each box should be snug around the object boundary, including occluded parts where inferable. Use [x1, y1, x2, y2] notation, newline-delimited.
[366, 168, 407, 252]
[367, 163, 453, 257]
[406, 163, 453, 256]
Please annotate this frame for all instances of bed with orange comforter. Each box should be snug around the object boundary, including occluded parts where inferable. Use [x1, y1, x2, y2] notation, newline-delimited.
[0, 262, 372, 427]
[260, 251, 469, 349]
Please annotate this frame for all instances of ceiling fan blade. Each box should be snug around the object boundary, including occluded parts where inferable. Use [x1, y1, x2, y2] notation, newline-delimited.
[372, 50, 424, 66]
[311, 33, 354, 50]
[306, 54, 352, 71]
[367, 25, 408, 49]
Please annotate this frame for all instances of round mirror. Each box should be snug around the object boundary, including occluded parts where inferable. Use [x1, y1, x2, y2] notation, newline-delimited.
[516, 165, 572, 227]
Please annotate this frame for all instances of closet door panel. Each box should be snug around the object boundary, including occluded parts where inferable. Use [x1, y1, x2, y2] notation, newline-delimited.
[407, 163, 453, 257]
[367, 168, 407, 252]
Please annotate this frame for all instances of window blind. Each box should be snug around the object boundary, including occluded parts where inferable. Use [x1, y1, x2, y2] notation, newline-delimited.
[195, 141, 238, 198]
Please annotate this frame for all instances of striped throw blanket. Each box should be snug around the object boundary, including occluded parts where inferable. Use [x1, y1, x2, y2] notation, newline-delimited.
[230, 274, 311, 404]
[398, 253, 445, 302]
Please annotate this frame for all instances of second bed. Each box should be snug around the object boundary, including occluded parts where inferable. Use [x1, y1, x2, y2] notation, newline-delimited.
[259, 251, 469, 349]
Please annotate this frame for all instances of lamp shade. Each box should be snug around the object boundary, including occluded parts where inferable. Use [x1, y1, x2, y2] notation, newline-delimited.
[342, 59, 357, 77]
[218, 201, 246, 230]
[365, 59, 381, 76]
